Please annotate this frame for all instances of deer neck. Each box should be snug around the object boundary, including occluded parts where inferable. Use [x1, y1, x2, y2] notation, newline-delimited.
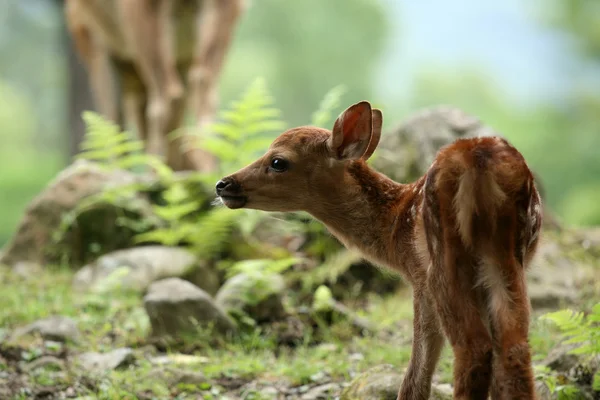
[307, 160, 423, 268]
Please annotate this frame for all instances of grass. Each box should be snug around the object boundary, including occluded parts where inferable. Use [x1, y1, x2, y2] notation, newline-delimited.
[0, 263, 592, 399]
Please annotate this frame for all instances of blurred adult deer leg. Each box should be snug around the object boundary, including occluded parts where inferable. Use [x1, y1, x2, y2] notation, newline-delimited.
[186, 0, 245, 172]
[118, 0, 169, 159]
[158, 0, 184, 101]
[66, 13, 119, 123]
[119, 62, 148, 143]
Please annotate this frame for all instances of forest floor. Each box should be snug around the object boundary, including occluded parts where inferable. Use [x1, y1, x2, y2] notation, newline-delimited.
[0, 264, 583, 400]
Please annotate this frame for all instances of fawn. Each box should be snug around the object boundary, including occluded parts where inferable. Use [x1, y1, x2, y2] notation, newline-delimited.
[64, 0, 244, 171]
[216, 101, 542, 399]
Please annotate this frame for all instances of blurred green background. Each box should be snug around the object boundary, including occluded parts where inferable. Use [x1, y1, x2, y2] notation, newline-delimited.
[0, 0, 598, 247]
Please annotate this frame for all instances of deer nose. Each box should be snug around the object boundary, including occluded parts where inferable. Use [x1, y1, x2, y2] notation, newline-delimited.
[215, 177, 239, 196]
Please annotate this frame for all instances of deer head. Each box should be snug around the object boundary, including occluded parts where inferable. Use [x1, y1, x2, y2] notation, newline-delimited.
[215, 101, 383, 212]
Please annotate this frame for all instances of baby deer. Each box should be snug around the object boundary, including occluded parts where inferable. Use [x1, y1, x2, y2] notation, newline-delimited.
[216, 101, 542, 399]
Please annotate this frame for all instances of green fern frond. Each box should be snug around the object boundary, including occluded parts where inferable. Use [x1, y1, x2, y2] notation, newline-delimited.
[541, 303, 600, 359]
[77, 111, 172, 177]
[190, 207, 242, 259]
[298, 249, 363, 291]
[311, 84, 347, 128]
[201, 77, 287, 176]
[226, 256, 302, 279]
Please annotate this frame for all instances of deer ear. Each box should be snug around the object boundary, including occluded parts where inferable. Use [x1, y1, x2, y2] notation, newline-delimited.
[328, 101, 373, 160]
[362, 109, 382, 161]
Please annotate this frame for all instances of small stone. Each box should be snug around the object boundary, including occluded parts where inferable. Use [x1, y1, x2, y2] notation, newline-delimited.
[76, 348, 134, 373]
[215, 273, 286, 324]
[146, 367, 208, 386]
[430, 383, 453, 400]
[22, 356, 66, 372]
[340, 364, 402, 400]
[10, 316, 79, 343]
[73, 246, 220, 295]
[301, 382, 340, 399]
[144, 278, 236, 339]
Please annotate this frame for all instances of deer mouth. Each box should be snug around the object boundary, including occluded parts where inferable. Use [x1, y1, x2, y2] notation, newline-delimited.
[219, 195, 247, 209]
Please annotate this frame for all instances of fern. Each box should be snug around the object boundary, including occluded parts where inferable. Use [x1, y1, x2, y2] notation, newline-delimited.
[224, 256, 303, 280]
[77, 111, 173, 178]
[292, 249, 363, 292]
[542, 303, 600, 391]
[310, 84, 347, 128]
[201, 77, 287, 178]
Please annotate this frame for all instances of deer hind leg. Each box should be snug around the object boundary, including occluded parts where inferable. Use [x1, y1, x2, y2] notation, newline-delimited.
[397, 290, 445, 400]
[423, 172, 493, 400]
[426, 248, 493, 400]
[480, 254, 536, 400]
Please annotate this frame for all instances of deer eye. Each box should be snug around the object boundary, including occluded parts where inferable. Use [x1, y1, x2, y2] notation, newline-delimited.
[270, 157, 289, 172]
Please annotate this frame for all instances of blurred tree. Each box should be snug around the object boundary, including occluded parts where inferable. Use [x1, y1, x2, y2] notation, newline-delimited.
[218, 0, 391, 126]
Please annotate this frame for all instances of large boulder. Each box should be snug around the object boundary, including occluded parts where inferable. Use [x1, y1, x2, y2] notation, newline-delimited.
[0, 160, 214, 269]
[0, 160, 157, 268]
[215, 272, 287, 324]
[526, 230, 599, 310]
[72, 246, 220, 296]
[144, 278, 236, 340]
[372, 106, 495, 184]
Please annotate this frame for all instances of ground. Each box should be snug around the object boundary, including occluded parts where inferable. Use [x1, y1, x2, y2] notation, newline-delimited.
[0, 264, 577, 400]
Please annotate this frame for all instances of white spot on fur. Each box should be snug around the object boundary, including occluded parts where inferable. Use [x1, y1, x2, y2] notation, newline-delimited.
[410, 204, 416, 218]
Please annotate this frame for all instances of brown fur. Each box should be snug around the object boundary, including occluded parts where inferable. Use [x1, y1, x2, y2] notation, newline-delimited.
[64, 0, 245, 171]
[217, 101, 542, 400]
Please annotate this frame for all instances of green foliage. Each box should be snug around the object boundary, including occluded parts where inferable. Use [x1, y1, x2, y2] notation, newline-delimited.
[310, 84, 348, 128]
[202, 77, 287, 179]
[542, 303, 600, 391]
[534, 365, 581, 400]
[77, 111, 172, 179]
[224, 257, 302, 280]
[294, 249, 363, 292]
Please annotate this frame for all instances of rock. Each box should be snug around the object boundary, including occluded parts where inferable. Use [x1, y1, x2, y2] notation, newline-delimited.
[340, 364, 402, 400]
[340, 364, 452, 400]
[144, 278, 236, 339]
[12, 261, 43, 279]
[76, 348, 134, 373]
[9, 316, 79, 343]
[300, 382, 340, 399]
[430, 384, 454, 400]
[535, 381, 553, 400]
[0, 160, 215, 269]
[146, 367, 209, 386]
[21, 356, 66, 373]
[371, 106, 560, 231]
[526, 234, 596, 310]
[372, 106, 495, 184]
[215, 273, 287, 324]
[73, 246, 219, 295]
[0, 160, 158, 268]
